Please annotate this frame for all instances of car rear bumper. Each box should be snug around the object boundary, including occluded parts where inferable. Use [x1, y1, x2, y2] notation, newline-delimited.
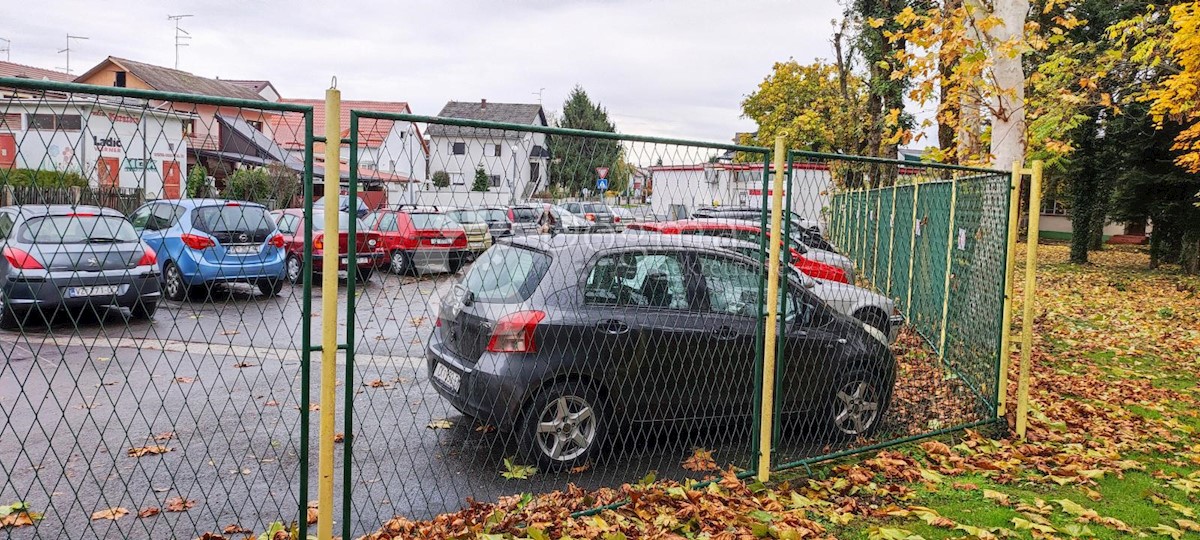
[406, 249, 469, 271]
[4, 270, 161, 311]
[175, 250, 287, 285]
[312, 251, 387, 270]
[426, 333, 526, 430]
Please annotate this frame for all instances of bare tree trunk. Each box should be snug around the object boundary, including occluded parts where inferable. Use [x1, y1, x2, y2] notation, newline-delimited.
[975, 0, 1030, 168]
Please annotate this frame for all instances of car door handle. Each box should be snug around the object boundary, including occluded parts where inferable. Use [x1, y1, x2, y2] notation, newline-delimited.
[712, 325, 739, 340]
[596, 319, 629, 335]
[827, 338, 848, 348]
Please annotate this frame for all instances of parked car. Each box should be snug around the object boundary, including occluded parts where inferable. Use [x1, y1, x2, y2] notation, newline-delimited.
[0, 205, 161, 327]
[365, 207, 469, 274]
[560, 201, 618, 232]
[507, 205, 545, 236]
[129, 199, 286, 301]
[694, 206, 824, 235]
[445, 209, 495, 259]
[546, 204, 597, 234]
[426, 233, 896, 469]
[707, 237, 901, 341]
[477, 206, 514, 241]
[271, 208, 385, 284]
[315, 194, 372, 219]
[626, 207, 661, 223]
[625, 219, 850, 283]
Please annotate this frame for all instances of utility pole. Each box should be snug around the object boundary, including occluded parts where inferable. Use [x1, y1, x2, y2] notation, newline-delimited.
[168, 14, 193, 69]
[0, 38, 10, 62]
[57, 34, 89, 75]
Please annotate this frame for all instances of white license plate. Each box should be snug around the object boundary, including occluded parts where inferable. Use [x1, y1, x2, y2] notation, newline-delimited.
[433, 362, 460, 391]
[228, 244, 259, 255]
[431, 238, 452, 245]
[67, 285, 119, 298]
[469, 242, 484, 249]
[341, 257, 372, 264]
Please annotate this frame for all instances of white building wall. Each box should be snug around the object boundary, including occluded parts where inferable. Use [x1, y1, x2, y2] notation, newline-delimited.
[7, 101, 186, 197]
[427, 132, 548, 204]
[648, 164, 833, 224]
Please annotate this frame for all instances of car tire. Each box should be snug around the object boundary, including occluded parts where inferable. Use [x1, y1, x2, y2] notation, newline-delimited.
[389, 250, 411, 275]
[0, 299, 20, 330]
[355, 266, 374, 284]
[519, 382, 606, 471]
[286, 255, 304, 285]
[257, 278, 284, 297]
[448, 254, 464, 274]
[131, 301, 157, 320]
[162, 262, 190, 302]
[854, 308, 891, 337]
[823, 367, 891, 441]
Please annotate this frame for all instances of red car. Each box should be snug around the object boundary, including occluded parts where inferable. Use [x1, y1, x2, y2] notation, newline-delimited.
[626, 219, 848, 283]
[365, 207, 470, 274]
[271, 208, 386, 284]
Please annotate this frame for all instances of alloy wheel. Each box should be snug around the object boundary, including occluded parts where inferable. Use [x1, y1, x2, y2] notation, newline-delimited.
[165, 264, 183, 300]
[535, 396, 597, 461]
[833, 380, 880, 435]
[391, 251, 406, 274]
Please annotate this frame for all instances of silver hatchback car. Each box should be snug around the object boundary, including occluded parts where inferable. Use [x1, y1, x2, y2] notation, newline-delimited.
[0, 205, 160, 328]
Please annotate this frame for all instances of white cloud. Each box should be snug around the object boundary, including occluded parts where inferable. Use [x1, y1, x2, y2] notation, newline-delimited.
[2, 0, 843, 143]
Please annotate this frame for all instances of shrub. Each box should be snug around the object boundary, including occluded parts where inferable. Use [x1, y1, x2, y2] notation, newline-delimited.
[471, 166, 490, 192]
[431, 170, 450, 188]
[186, 164, 210, 198]
[0, 168, 89, 188]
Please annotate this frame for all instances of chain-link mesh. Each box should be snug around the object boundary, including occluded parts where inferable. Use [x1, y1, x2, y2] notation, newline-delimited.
[1, 75, 1010, 539]
[0, 78, 314, 538]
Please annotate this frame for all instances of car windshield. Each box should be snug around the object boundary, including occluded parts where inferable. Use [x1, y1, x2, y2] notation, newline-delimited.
[192, 205, 275, 235]
[410, 213, 456, 229]
[612, 207, 633, 218]
[311, 212, 369, 232]
[461, 244, 551, 303]
[447, 210, 483, 223]
[582, 203, 607, 213]
[19, 215, 139, 244]
[511, 207, 539, 222]
[480, 209, 508, 222]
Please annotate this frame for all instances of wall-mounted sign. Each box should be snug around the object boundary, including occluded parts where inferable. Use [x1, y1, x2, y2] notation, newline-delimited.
[124, 158, 158, 172]
[92, 135, 123, 152]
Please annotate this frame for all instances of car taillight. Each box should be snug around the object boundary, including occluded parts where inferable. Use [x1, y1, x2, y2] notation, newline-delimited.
[486, 310, 546, 353]
[313, 234, 324, 250]
[614, 216, 621, 223]
[180, 233, 215, 250]
[584, 213, 596, 221]
[137, 246, 157, 266]
[269, 233, 285, 248]
[435, 318, 442, 327]
[3, 247, 43, 270]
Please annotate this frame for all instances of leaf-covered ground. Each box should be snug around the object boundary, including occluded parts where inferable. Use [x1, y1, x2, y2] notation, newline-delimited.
[360, 243, 1200, 540]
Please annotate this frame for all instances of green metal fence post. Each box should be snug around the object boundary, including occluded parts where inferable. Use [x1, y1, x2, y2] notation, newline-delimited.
[885, 184, 899, 296]
[299, 105, 315, 540]
[343, 112, 359, 540]
[905, 183, 921, 318]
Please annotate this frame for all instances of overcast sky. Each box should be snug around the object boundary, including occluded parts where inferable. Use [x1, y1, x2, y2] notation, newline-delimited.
[2, 0, 847, 144]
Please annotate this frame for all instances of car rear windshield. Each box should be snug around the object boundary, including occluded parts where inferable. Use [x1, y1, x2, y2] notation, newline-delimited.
[583, 203, 608, 213]
[19, 215, 140, 244]
[511, 207, 539, 222]
[410, 213, 455, 229]
[447, 210, 483, 223]
[480, 209, 508, 222]
[462, 244, 551, 303]
[192, 205, 274, 235]
[311, 212, 370, 232]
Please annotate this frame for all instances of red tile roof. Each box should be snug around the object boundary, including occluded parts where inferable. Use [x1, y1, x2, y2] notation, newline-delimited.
[0, 61, 74, 82]
[272, 99, 414, 149]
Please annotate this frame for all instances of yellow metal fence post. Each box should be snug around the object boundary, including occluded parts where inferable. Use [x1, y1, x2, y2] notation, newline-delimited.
[318, 86, 340, 540]
[937, 180, 958, 356]
[1015, 160, 1043, 439]
[998, 162, 1023, 417]
[884, 184, 899, 296]
[757, 136, 786, 482]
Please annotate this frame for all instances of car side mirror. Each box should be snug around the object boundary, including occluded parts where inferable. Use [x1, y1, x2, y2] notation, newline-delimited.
[799, 273, 816, 289]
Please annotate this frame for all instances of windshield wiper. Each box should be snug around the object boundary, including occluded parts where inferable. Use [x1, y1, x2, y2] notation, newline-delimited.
[88, 237, 121, 243]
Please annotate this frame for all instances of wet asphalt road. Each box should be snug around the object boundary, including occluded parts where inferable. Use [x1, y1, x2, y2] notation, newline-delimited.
[0, 268, 773, 539]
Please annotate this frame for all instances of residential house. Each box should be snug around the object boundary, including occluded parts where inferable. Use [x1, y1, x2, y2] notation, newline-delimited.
[270, 99, 426, 206]
[224, 80, 282, 102]
[648, 161, 834, 224]
[73, 57, 277, 186]
[425, 100, 549, 207]
[0, 61, 74, 99]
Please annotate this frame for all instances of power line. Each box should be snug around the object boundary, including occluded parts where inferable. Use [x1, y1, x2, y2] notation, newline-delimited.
[168, 14, 193, 69]
[57, 34, 88, 75]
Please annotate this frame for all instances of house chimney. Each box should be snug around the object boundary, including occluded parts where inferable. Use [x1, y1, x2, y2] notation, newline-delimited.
[481, 99, 487, 110]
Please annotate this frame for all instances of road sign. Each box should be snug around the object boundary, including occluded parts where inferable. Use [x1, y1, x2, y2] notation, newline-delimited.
[596, 167, 609, 179]
[596, 178, 609, 190]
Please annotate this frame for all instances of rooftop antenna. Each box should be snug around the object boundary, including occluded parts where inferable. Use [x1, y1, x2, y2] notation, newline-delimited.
[168, 14, 193, 69]
[57, 34, 88, 75]
[0, 38, 10, 62]
[532, 87, 545, 105]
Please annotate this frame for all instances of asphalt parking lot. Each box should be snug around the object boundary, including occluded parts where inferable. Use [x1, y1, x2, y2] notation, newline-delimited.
[0, 268, 765, 539]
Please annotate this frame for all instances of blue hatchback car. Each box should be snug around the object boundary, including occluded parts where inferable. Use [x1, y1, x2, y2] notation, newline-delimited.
[128, 199, 287, 300]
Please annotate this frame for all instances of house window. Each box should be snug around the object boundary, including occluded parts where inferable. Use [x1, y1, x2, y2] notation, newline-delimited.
[114, 71, 127, 88]
[452, 142, 465, 155]
[182, 119, 196, 137]
[362, 161, 377, 171]
[493, 144, 502, 157]
[0, 113, 20, 131]
[489, 175, 501, 188]
[246, 120, 264, 132]
[451, 172, 465, 186]
[27, 114, 82, 131]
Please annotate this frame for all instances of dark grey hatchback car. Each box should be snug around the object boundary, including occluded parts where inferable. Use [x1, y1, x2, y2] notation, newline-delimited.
[426, 234, 896, 469]
[0, 205, 160, 328]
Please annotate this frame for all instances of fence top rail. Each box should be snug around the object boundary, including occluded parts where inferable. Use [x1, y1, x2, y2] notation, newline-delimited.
[788, 149, 1008, 176]
[0, 76, 315, 113]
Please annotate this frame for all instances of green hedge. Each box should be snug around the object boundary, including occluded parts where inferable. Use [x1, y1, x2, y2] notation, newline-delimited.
[0, 168, 89, 188]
